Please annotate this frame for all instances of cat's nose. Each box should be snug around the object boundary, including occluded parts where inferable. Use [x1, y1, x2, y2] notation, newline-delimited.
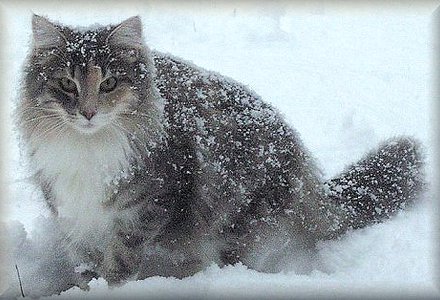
[81, 109, 97, 121]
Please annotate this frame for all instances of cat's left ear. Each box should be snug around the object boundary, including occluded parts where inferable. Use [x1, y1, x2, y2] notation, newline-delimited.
[107, 16, 143, 48]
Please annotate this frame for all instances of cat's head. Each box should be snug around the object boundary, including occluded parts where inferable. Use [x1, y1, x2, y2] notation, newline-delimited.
[19, 15, 158, 138]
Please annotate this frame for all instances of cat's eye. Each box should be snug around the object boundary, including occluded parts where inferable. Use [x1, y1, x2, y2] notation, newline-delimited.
[59, 77, 77, 93]
[100, 77, 118, 93]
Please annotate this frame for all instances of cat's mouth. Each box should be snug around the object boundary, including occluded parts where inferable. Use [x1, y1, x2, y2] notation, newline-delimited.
[81, 122, 95, 129]
[71, 115, 107, 135]
[73, 122, 102, 135]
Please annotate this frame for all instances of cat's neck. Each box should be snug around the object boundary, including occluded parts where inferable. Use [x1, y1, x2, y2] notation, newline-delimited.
[30, 126, 134, 187]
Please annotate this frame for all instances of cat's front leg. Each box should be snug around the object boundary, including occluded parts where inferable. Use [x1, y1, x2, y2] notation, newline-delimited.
[100, 230, 145, 285]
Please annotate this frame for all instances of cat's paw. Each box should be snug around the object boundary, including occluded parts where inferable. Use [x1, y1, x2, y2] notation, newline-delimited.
[75, 269, 99, 291]
[102, 270, 129, 288]
[100, 257, 131, 287]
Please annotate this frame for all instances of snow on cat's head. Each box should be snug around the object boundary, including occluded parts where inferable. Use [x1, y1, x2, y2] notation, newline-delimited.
[19, 15, 154, 136]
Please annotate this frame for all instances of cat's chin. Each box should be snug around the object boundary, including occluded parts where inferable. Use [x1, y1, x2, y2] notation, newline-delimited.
[72, 123, 105, 135]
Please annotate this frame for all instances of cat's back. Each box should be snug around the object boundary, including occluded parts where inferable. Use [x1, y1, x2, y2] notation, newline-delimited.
[153, 52, 272, 133]
[150, 51, 344, 253]
[150, 52, 336, 237]
[152, 51, 311, 184]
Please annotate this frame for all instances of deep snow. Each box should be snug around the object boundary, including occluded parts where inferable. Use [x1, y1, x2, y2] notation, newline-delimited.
[0, 1, 438, 299]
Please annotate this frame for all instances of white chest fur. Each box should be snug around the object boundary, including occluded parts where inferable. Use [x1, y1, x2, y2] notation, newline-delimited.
[30, 128, 133, 247]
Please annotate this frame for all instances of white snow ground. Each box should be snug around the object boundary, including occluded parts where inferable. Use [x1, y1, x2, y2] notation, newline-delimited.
[0, 1, 439, 299]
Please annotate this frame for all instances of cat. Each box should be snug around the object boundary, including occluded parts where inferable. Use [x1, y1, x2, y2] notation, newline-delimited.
[12, 14, 424, 295]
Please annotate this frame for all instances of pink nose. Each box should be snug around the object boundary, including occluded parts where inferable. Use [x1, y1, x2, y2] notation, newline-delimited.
[81, 109, 97, 121]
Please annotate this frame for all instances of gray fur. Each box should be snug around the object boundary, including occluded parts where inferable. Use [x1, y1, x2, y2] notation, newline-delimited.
[32, 15, 66, 49]
[107, 16, 143, 48]
[14, 15, 425, 294]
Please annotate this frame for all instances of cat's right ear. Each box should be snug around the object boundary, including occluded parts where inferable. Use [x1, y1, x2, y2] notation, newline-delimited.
[32, 14, 65, 49]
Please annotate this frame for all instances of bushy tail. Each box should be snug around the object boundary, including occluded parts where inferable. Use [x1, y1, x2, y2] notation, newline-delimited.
[324, 137, 425, 234]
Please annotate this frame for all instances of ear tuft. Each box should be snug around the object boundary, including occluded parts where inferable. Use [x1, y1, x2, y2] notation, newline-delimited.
[107, 16, 143, 48]
[32, 14, 65, 49]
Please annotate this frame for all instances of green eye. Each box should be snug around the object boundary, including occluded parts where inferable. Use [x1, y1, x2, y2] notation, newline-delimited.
[100, 77, 117, 93]
[59, 77, 77, 93]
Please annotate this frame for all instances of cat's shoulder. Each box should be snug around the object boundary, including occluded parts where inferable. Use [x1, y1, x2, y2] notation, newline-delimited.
[151, 51, 269, 112]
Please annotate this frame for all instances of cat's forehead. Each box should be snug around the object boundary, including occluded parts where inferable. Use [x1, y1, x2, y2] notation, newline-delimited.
[63, 28, 112, 62]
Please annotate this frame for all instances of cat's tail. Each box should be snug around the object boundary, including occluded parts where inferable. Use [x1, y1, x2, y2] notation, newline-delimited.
[323, 136, 425, 235]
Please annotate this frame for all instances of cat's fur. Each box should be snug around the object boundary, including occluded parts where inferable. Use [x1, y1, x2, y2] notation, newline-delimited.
[15, 15, 424, 294]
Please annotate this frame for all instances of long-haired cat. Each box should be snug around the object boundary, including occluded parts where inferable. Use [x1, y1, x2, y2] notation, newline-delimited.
[11, 15, 424, 296]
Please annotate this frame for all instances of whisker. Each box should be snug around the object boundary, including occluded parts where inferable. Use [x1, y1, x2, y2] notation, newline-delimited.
[32, 119, 68, 140]
[20, 114, 61, 124]
[110, 120, 146, 159]
[48, 46, 70, 65]
[53, 122, 70, 140]
[112, 118, 145, 137]
[18, 109, 59, 116]
[24, 114, 61, 137]
[22, 106, 58, 111]
[111, 120, 143, 145]
[48, 51, 66, 63]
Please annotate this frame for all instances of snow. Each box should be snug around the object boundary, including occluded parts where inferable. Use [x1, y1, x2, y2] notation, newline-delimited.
[1, 1, 438, 299]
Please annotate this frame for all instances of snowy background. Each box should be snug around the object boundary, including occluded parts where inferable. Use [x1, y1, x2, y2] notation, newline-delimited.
[0, 1, 439, 299]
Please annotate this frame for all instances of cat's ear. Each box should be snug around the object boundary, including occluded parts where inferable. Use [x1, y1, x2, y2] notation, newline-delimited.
[107, 16, 143, 48]
[32, 14, 65, 49]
